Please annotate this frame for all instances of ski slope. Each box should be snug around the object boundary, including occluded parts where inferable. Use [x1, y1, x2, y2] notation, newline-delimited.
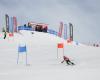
[0, 30, 100, 80]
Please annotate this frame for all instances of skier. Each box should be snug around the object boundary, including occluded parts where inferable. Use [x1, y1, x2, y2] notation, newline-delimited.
[61, 56, 75, 65]
[3, 30, 7, 39]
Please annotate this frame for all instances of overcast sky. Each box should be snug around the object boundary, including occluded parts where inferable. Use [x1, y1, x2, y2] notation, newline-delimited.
[0, 0, 100, 43]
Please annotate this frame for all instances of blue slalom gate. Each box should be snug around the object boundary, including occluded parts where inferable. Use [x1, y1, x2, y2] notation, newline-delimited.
[17, 44, 28, 65]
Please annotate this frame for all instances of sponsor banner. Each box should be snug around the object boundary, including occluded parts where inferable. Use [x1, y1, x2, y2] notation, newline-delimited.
[64, 24, 67, 40]
[58, 22, 63, 37]
[9, 17, 13, 33]
[13, 16, 17, 32]
[18, 26, 33, 31]
[69, 23, 73, 41]
[47, 29, 58, 36]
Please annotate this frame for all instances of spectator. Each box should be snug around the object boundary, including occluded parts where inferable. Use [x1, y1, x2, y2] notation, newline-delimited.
[3, 30, 7, 39]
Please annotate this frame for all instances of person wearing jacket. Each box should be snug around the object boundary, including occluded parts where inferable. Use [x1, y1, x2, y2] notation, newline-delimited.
[3, 30, 7, 39]
[61, 56, 75, 65]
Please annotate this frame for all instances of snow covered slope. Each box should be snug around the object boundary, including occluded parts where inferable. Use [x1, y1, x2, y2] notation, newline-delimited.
[0, 30, 100, 80]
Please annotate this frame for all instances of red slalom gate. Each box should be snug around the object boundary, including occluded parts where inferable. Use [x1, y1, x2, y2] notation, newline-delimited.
[57, 43, 64, 58]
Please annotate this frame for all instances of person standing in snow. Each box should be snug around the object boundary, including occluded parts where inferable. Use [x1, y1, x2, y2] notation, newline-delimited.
[3, 30, 7, 39]
[61, 56, 75, 65]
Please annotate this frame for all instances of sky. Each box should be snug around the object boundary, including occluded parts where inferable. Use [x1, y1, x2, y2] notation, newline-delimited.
[0, 0, 100, 43]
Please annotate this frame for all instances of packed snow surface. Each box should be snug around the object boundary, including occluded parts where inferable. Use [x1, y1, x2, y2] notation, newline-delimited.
[0, 30, 100, 80]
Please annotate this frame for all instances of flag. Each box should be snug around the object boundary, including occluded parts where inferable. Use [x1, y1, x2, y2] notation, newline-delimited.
[9, 17, 13, 33]
[58, 22, 63, 37]
[13, 16, 17, 32]
[58, 43, 64, 48]
[18, 46, 26, 53]
[5, 14, 9, 32]
[64, 24, 67, 39]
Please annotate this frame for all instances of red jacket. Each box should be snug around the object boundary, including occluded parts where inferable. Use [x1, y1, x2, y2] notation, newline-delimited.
[63, 56, 69, 60]
[61, 56, 69, 63]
